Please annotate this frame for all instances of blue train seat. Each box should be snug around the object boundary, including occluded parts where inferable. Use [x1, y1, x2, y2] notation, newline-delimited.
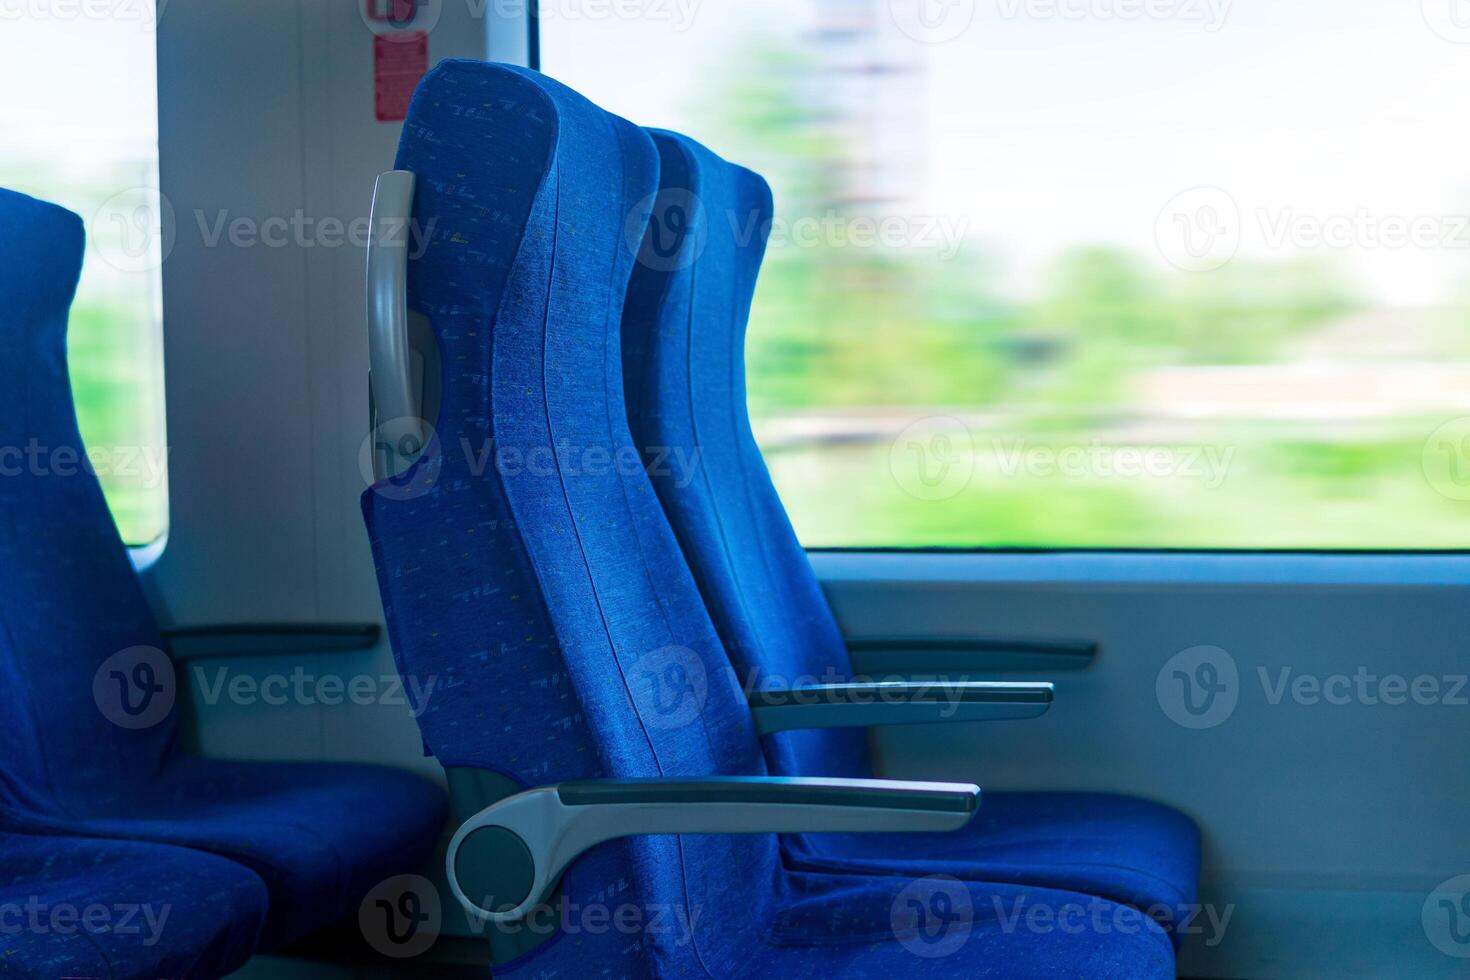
[0, 185, 448, 951]
[618, 129, 1201, 939]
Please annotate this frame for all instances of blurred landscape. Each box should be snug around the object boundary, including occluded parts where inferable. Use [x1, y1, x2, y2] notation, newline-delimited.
[550, 5, 1470, 549]
[8, 3, 1470, 551]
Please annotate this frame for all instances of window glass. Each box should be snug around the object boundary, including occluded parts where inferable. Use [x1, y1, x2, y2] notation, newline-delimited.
[546, 0, 1470, 549]
[0, 10, 168, 546]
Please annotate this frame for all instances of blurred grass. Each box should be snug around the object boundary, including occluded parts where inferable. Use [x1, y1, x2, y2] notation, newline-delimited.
[68, 298, 168, 546]
[768, 427, 1465, 550]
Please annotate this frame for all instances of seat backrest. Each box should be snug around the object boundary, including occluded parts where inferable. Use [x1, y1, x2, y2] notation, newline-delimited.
[362, 61, 781, 978]
[0, 188, 176, 814]
[620, 132, 869, 782]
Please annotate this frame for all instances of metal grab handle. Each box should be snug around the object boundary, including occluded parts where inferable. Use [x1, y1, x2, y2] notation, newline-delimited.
[367, 170, 420, 457]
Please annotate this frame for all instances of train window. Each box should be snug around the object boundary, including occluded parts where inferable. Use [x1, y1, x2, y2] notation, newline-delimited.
[1, 14, 168, 547]
[545, 2, 1470, 550]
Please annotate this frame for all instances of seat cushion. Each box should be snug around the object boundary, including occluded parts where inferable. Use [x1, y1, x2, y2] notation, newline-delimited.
[8, 758, 447, 951]
[0, 832, 266, 979]
[772, 872, 1175, 978]
[788, 791, 1201, 939]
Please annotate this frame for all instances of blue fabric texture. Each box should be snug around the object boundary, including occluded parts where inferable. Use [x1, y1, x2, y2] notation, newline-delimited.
[619, 130, 1201, 937]
[6, 758, 447, 953]
[365, 60, 1174, 978]
[0, 829, 266, 979]
[0, 186, 448, 952]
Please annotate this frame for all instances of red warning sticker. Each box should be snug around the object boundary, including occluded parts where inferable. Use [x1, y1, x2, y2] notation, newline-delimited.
[374, 32, 428, 123]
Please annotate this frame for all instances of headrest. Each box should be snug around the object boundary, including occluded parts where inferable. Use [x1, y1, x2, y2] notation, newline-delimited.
[0, 188, 85, 336]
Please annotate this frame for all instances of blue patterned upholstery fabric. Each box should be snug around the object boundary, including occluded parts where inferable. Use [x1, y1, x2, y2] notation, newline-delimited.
[619, 130, 1201, 941]
[364, 60, 1174, 977]
[0, 186, 448, 952]
[0, 829, 266, 979]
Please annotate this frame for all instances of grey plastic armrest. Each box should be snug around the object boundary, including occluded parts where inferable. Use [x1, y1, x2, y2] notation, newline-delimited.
[749, 681, 1054, 734]
[447, 776, 979, 923]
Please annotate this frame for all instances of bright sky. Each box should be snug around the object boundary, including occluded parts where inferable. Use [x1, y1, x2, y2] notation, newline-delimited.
[4, 2, 1465, 306]
[0, 12, 158, 153]
[544, 0, 1470, 306]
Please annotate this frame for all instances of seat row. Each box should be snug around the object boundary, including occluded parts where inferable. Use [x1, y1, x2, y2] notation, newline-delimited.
[0, 58, 1202, 978]
[361, 60, 1201, 978]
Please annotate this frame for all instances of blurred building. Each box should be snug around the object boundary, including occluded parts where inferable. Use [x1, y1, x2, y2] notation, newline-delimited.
[807, 0, 926, 212]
